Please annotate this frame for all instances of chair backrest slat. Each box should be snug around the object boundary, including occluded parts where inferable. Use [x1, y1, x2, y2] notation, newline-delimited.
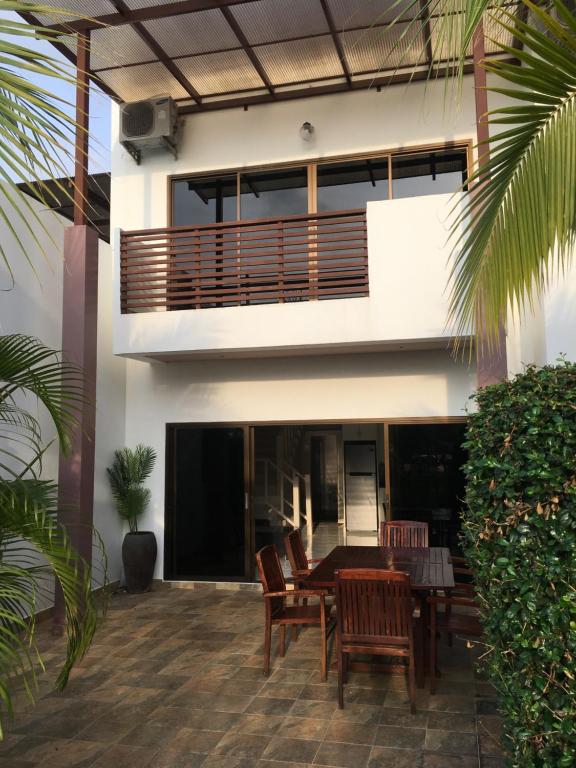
[284, 529, 309, 574]
[257, 545, 287, 616]
[379, 521, 429, 548]
[335, 569, 413, 645]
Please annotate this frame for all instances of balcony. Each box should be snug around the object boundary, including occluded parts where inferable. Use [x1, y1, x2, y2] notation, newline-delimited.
[114, 193, 464, 360]
[120, 210, 368, 314]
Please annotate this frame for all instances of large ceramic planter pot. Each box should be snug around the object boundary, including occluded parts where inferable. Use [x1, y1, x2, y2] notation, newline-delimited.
[122, 531, 157, 593]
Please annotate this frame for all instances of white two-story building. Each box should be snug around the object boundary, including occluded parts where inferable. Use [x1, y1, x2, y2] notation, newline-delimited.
[17, 0, 576, 586]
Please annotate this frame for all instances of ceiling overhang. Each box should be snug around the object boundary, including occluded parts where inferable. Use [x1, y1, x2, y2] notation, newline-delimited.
[20, 0, 518, 112]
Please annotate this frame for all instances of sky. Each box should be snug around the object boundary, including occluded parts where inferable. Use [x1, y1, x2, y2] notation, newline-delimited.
[2, 10, 112, 176]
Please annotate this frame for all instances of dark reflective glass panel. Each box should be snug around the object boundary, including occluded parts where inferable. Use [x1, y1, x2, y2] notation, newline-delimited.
[239, 167, 308, 219]
[172, 174, 237, 226]
[392, 150, 467, 199]
[388, 423, 467, 553]
[165, 426, 247, 580]
[317, 158, 389, 211]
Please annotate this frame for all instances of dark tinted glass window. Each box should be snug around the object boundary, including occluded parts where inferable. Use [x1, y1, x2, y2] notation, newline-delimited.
[165, 426, 247, 580]
[392, 150, 467, 199]
[317, 158, 389, 211]
[172, 174, 236, 226]
[239, 167, 308, 219]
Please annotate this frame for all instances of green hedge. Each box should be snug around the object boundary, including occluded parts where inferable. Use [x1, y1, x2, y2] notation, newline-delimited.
[462, 362, 576, 767]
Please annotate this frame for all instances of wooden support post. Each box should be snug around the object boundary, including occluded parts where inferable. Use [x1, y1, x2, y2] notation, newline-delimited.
[473, 22, 507, 386]
[53, 30, 98, 632]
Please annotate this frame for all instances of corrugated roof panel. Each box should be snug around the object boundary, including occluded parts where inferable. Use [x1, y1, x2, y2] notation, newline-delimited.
[257, 35, 343, 86]
[231, 0, 329, 44]
[142, 9, 240, 57]
[34, 0, 116, 25]
[121, 0, 191, 7]
[429, 16, 473, 60]
[484, 11, 515, 53]
[176, 49, 265, 96]
[96, 62, 189, 102]
[90, 26, 156, 70]
[341, 23, 426, 73]
[327, 0, 418, 29]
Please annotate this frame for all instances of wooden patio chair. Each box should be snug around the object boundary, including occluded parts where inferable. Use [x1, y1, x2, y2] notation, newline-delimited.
[284, 528, 325, 640]
[284, 528, 323, 587]
[427, 586, 482, 694]
[334, 568, 421, 713]
[256, 544, 335, 681]
[379, 520, 429, 548]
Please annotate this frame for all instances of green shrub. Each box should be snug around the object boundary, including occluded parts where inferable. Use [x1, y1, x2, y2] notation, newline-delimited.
[462, 361, 576, 767]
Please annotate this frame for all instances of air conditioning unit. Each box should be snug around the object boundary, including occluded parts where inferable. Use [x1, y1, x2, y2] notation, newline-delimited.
[120, 96, 180, 164]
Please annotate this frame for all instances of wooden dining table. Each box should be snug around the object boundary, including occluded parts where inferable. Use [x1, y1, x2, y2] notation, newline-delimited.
[303, 545, 455, 683]
[303, 545, 455, 592]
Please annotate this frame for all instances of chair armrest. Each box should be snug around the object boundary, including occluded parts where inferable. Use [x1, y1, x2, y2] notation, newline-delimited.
[291, 568, 312, 577]
[453, 567, 474, 577]
[307, 558, 323, 565]
[449, 555, 468, 565]
[264, 589, 328, 599]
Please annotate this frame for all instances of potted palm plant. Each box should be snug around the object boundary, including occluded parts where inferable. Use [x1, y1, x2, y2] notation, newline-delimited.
[107, 445, 157, 593]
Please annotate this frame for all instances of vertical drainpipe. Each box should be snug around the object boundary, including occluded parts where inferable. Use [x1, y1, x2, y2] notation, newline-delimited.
[473, 21, 508, 387]
[53, 29, 100, 632]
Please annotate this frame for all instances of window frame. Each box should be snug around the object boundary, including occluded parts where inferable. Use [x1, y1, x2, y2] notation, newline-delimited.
[167, 140, 473, 226]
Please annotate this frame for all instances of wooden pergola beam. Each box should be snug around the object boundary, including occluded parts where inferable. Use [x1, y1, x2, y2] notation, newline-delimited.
[319, 0, 352, 87]
[110, 0, 203, 104]
[220, 6, 275, 95]
[44, 0, 257, 34]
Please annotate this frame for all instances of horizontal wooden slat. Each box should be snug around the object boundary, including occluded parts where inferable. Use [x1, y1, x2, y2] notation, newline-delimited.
[120, 209, 369, 314]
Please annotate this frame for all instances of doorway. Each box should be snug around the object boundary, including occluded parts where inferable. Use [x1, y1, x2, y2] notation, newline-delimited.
[164, 425, 250, 580]
[388, 423, 467, 550]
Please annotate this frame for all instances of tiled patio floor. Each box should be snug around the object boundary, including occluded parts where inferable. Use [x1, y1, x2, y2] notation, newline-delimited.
[1, 586, 504, 768]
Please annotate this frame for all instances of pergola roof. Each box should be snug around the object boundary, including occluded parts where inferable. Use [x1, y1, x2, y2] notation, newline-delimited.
[22, 0, 516, 113]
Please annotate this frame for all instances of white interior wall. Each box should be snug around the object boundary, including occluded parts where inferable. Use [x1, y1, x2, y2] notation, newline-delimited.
[124, 348, 476, 578]
[0, 190, 126, 589]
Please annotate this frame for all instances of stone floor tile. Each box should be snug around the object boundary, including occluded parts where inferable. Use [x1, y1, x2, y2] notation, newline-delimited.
[427, 695, 476, 714]
[331, 703, 382, 725]
[374, 724, 426, 750]
[426, 712, 476, 732]
[247, 696, 294, 715]
[289, 700, 337, 720]
[379, 707, 428, 728]
[324, 720, 377, 745]
[422, 754, 480, 767]
[278, 716, 330, 741]
[313, 741, 371, 768]
[212, 730, 272, 759]
[368, 747, 423, 768]
[231, 713, 284, 735]
[262, 736, 321, 763]
[90, 744, 157, 768]
[424, 730, 478, 755]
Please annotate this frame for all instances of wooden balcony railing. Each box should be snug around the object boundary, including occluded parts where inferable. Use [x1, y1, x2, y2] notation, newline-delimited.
[120, 209, 368, 313]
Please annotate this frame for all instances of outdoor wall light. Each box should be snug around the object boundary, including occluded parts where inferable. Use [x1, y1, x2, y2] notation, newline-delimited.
[300, 121, 314, 141]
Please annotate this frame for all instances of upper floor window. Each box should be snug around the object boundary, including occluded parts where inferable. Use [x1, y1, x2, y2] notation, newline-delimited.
[171, 146, 468, 226]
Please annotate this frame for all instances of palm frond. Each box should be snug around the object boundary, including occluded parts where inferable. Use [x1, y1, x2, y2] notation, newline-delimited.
[107, 446, 157, 533]
[0, 6, 97, 277]
[0, 478, 106, 738]
[448, 0, 576, 345]
[0, 335, 84, 453]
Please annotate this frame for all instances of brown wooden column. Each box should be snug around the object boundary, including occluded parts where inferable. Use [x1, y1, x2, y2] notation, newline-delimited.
[53, 30, 98, 630]
[473, 22, 507, 387]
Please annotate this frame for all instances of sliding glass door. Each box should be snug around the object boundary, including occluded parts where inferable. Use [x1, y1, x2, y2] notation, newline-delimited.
[165, 425, 251, 580]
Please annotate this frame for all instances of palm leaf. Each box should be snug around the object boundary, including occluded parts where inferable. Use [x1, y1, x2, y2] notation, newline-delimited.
[0, 335, 84, 453]
[0, 6, 102, 278]
[448, 0, 576, 344]
[0, 478, 106, 738]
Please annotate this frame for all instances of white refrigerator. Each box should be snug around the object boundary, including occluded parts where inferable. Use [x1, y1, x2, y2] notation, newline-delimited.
[344, 441, 378, 531]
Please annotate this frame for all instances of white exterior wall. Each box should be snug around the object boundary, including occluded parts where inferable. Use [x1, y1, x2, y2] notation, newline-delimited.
[125, 349, 475, 578]
[0, 191, 126, 586]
